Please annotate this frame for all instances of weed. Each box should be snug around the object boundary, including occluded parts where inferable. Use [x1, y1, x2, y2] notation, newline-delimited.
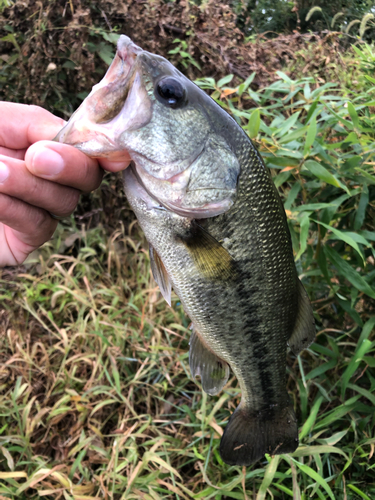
[0, 70, 374, 498]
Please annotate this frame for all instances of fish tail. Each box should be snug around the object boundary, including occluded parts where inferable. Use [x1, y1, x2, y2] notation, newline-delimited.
[220, 402, 298, 466]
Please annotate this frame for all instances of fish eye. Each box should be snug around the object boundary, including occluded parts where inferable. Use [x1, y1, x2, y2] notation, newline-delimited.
[156, 77, 186, 109]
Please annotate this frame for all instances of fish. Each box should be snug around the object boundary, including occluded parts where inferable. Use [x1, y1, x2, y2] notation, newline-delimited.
[55, 35, 316, 466]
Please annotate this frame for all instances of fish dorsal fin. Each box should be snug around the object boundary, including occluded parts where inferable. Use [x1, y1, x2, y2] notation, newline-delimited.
[189, 326, 230, 396]
[149, 244, 172, 306]
[181, 222, 235, 281]
[288, 279, 316, 355]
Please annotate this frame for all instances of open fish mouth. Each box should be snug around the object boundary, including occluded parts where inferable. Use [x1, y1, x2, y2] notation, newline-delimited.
[54, 36, 149, 159]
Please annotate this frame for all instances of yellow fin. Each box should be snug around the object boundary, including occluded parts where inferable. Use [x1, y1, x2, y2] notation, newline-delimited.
[180, 222, 234, 280]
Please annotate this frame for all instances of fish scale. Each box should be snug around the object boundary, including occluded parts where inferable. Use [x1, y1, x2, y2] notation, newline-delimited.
[56, 34, 316, 466]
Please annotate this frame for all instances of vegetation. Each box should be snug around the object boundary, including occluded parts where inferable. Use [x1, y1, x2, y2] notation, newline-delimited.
[237, 0, 375, 40]
[0, 0, 375, 499]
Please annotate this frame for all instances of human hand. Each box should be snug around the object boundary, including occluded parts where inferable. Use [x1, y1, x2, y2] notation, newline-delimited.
[0, 103, 130, 267]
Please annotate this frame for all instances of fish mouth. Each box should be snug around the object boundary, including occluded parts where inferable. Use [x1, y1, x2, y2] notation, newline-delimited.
[54, 36, 151, 158]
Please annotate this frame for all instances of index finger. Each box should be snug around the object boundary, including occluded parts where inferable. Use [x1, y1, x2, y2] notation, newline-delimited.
[0, 102, 66, 150]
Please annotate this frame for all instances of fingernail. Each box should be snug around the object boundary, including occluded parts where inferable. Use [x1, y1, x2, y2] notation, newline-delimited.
[31, 148, 64, 177]
[0, 161, 9, 183]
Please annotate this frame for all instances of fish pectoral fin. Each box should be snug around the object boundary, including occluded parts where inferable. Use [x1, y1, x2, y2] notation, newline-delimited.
[149, 244, 172, 307]
[189, 326, 230, 396]
[181, 222, 235, 280]
[288, 279, 316, 355]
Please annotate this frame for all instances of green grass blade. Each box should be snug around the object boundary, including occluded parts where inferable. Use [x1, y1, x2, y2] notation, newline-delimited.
[324, 246, 375, 299]
[347, 484, 372, 500]
[299, 396, 324, 440]
[290, 459, 335, 500]
[256, 455, 281, 500]
[340, 339, 372, 398]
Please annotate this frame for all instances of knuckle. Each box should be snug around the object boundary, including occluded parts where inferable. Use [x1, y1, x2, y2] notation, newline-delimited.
[81, 159, 102, 191]
[28, 176, 41, 200]
[32, 207, 50, 229]
[57, 188, 80, 215]
[0, 193, 18, 217]
[32, 210, 56, 242]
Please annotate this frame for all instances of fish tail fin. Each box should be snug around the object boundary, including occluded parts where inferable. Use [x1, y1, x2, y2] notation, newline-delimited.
[220, 403, 298, 466]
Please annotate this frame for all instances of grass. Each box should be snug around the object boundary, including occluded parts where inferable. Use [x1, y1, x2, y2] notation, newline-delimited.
[0, 68, 375, 498]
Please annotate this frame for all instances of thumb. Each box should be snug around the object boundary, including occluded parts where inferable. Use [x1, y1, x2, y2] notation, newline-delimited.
[98, 155, 132, 173]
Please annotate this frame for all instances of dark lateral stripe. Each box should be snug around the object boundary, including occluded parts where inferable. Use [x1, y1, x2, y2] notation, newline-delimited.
[257, 358, 275, 401]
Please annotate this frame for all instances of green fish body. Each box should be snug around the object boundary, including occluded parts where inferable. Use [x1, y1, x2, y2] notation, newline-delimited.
[56, 35, 315, 466]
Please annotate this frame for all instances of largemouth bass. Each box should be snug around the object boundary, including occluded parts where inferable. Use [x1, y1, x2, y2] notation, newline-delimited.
[55, 36, 315, 466]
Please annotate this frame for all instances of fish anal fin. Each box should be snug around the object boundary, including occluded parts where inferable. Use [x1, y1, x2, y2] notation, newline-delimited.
[220, 403, 298, 466]
[189, 327, 230, 396]
[288, 279, 316, 355]
[180, 222, 235, 281]
[149, 244, 172, 306]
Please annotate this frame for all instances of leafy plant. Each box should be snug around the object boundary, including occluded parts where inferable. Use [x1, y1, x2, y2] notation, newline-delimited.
[0, 69, 373, 498]
[352, 42, 375, 74]
[168, 38, 201, 71]
[0, 1, 374, 497]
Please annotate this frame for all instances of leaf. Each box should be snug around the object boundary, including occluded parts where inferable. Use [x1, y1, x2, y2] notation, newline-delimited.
[274, 170, 292, 188]
[304, 116, 317, 156]
[304, 160, 349, 193]
[290, 459, 335, 500]
[275, 71, 293, 83]
[305, 358, 338, 382]
[318, 430, 348, 446]
[347, 102, 360, 129]
[275, 111, 301, 137]
[357, 317, 375, 347]
[101, 33, 121, 44]
[0, 471, 27, 479]
[329, 231, 371, 248]
[238, 72, 255, 96]
[295, 212, 310, 261]
[299, 396, 324, 440]
[347, 383, 375, 406]
[305, 100, 319, 124]
[311, 219, 364, 263]
[98, 49, 115, 66]
[220, 88, 238, 98]
[315, 397, 361, 430]
[278, 125, 308, 144]
[354, 185, 369, 230]
[291, 445, 348, 459]
[337, 297, 363, 327]
[0, 446, 14, 471]
[347, 484, 372, 500]
[324, 246, 375, 299]
[284, 182, 301, 210]
[355, 168, 375, 185]
[217, 74, 234, 88]
[143, 452, 182, 479]
[247, 108, 261, 139]
[0, 33, 21, 52]
[317, 247, 330, 285]
[340, 339, 373, 398]
[257, 455, 280, 500]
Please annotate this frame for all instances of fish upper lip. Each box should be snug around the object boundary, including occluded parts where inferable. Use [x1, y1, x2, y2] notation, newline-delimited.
[117, 35, 143, 61]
